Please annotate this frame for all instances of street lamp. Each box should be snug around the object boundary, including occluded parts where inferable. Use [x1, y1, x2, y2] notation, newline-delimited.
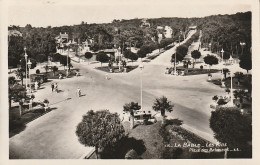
[240, 42, 246, 56]
[174, 52, 177, 75]
[220, 49, 225, 87]
[24, 47, 28, 90]
[27, 59, 32, 93]
[67, 46, 69, 77]
[229, 70, 234, 107]
[139, 63, 144, 111]
[118, 46, 122, 72]
[209, 43, 212, 52]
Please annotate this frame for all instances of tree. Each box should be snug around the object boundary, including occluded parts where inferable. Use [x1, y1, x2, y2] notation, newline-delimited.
[9, 76, 28, 115]
[124, 50, 138, 63]
[203, 55, 218, 70]
[176, 45, 188, 58]
[242, 76, 252, 94]
[234, 72, 244, 86]
[171, 53, 183, 66]
[210, 107, 252, 156]
[152, 96, 174, 124]
[96, 52, 109, 66]
[15, 68, 25, 86]
[223, 51, 230, 63]
[52, 66, 58, 76]
[239, 54, 252, 73]
[233, 89, 246, 109]
[191, 50, 201, 67]
[123, 102, 141, 129]
[44, 65, 49, 73]
[84, 52, 93, 64]
[76, 110, 125, 158]
[223, 68, 230, 80]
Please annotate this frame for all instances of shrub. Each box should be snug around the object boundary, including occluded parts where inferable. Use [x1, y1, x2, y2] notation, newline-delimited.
[212, 95, 218, 101]
[217, 98, 227, 106]
[36, 69, 40, 74]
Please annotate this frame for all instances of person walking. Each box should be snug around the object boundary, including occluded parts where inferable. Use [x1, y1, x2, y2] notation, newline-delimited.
[51, 83, 54, 92]
[77, 87, 81, 97]
[105, 73, 109, 80]
[54, 83, 58, 93]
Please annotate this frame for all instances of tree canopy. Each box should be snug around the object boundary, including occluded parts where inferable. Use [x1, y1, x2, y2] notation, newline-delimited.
[152, 96, 174, 118]
[76, 110, 125, 157]
[84, 52, 93, 60]
[204, 55, 219, 66]
[210, 107, 251, 156]
[96, 52, 110, 65]
[239, 54, 252, 73]
[191, 50, 201, 60]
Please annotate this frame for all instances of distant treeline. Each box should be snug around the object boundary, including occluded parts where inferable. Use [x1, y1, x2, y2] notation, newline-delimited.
[8, 11, 251, 68]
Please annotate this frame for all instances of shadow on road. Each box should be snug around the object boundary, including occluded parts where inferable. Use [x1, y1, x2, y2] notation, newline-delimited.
[49, 98, 72, 106]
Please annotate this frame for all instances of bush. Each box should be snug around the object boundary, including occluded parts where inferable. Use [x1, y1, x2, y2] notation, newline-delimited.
[212, 95, 218, 101]
[36, 69, 40, 74]
[217, 99, 227, 106]
[210, 107, 252, 151]
[171, 126, 207, 145]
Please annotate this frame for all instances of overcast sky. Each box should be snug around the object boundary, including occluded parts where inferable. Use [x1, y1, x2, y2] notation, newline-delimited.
[7, 0, 251, 27]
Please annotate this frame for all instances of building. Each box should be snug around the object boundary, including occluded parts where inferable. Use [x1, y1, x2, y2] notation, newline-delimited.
[164, 26, 173, 38]
[189, 26, 197, 30]
[8, 30, 22, 37]
[140, 18, 150, 28]
[104, 48, 122, 60]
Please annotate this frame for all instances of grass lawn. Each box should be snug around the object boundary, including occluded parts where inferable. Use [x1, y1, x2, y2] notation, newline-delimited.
[129, 122, 165, 159]
[9, 104, 54, 138]
[96, 65, 138, 73]
[166, 67, 219, 76]
[87, 119, 225, 159]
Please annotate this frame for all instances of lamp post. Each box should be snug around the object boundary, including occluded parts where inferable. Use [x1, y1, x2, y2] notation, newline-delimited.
[174, 51, 177, 75]
[118, 46, 122, 72]
[209, 43, 212, 52]
[139, 63, 144, 111]
[178, 35, 180, 46]
[27, 59, 32, 93]
[67, 46, 69, 77]
[240, 42, 246, 56]
[229, 70, 234, 107]
[221, 49, 224, 76]
[24, 47, 28, 90]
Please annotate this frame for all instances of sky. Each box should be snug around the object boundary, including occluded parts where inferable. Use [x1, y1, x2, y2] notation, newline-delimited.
[7, 0, 252, 27]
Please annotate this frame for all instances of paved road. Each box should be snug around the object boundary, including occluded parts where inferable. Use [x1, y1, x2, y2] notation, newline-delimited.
[9, 30, 227, 159]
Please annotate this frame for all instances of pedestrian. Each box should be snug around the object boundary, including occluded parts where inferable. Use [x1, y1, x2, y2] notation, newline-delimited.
[77, 87, 81, 97]
[35, 81, 38, 90]
[51, 83, 54, 92]
[105, 73, 109, 80]
[54, 83, 58, 93]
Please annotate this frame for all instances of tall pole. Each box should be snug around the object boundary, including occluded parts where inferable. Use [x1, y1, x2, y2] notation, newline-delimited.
[67, 46, 69, 77]
[28, 59, 32, 93]
[230, 70, 233, 106]
[174, 52, 177, 75]
[221, 49, 224, 80]
[139, 63, 144, 111]
[24, 47, 28, 90]
[178, 35, 180, 46]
